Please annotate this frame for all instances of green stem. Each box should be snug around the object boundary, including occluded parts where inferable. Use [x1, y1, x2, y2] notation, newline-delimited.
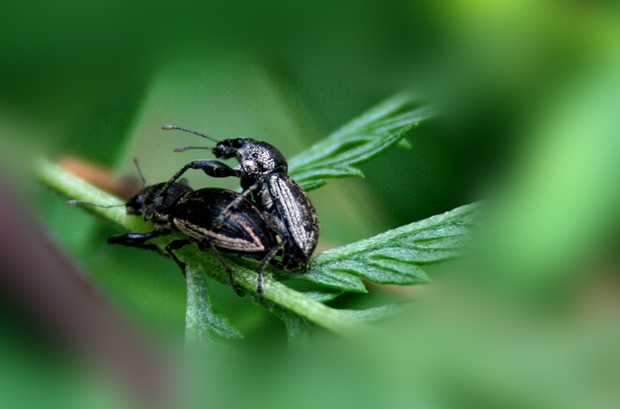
[37, 158, 148, 231]
[37, 158, 372, 337]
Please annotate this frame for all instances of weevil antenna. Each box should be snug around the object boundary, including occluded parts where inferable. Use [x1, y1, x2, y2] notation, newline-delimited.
[133, 157, 147, 187]
[66, 200, 125, 208]
[173, 146, 212, 153]
[162, 124, 219, 143]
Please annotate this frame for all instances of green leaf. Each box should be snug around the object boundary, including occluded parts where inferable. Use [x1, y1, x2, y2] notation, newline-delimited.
[296, 179, 327, 191]
[303, 291, 344, 303]
[185, 267, 243, 345]
[339, 302, 415, 322]
[284, 267, 368, 293]
[270, 308, 312, 349]
[309, 203, 483, 285]
[289, 93, 438, 191]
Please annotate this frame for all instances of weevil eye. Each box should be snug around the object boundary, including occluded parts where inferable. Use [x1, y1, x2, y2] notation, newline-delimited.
[232, 138, 244, 148]
[125, 195, 143, 215]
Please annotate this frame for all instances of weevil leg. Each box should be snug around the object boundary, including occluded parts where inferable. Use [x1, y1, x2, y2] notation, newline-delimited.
[162, 160, 239, 192]
[165, 239, 191, 276]
[213, 181, 262, 228]
[255, 241, 286, 295]
[157, 160, 241, 203]
[196, 160, 241, 179]
[108, 231, 161, 247]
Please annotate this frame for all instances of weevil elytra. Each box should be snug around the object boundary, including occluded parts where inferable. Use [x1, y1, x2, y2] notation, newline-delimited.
[160, 125, 320, 272]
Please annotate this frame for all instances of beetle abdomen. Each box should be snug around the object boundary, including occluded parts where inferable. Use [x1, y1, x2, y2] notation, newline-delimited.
[172, 188, 273, 253]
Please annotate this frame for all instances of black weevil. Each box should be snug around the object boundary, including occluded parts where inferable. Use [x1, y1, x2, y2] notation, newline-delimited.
[69, 177, 282, 294]
[159, 125, 320, 272]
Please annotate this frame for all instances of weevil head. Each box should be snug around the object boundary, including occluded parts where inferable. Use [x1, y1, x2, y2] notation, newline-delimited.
[212, 138, 247, 159]
[125, 186, 155, 215]
[125, 182, 192, 215]
[213, 138, 288, 177]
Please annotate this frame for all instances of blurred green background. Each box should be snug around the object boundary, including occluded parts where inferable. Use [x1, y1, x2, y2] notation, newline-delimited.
[2, 0, 620, 408]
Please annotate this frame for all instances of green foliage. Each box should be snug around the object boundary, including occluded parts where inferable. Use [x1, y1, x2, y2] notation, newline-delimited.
[288, 93, 438, 191]
[308, 203, 482, 287]
[185, 267, 242, 345]
[302, 291, 344, 303]
[269, 307, 312, 349]
[284, 267, 367, 293]
[338, 302, 415, 322]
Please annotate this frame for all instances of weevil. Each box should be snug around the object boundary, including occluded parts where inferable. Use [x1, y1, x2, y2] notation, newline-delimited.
[68, 165, 283, 294]
[159, 125, 320, 272]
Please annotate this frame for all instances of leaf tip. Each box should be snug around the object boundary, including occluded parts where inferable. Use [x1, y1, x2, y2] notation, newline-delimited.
[397, 138, 412, 149]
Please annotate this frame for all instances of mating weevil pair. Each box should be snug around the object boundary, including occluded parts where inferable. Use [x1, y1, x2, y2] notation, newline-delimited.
[160, 125, 320, 272]
[72, 128, 319, 295]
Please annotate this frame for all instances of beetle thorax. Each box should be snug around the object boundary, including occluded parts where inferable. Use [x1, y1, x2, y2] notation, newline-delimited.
[144, 208, 174, 231]
[238, 141, 288, 177]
